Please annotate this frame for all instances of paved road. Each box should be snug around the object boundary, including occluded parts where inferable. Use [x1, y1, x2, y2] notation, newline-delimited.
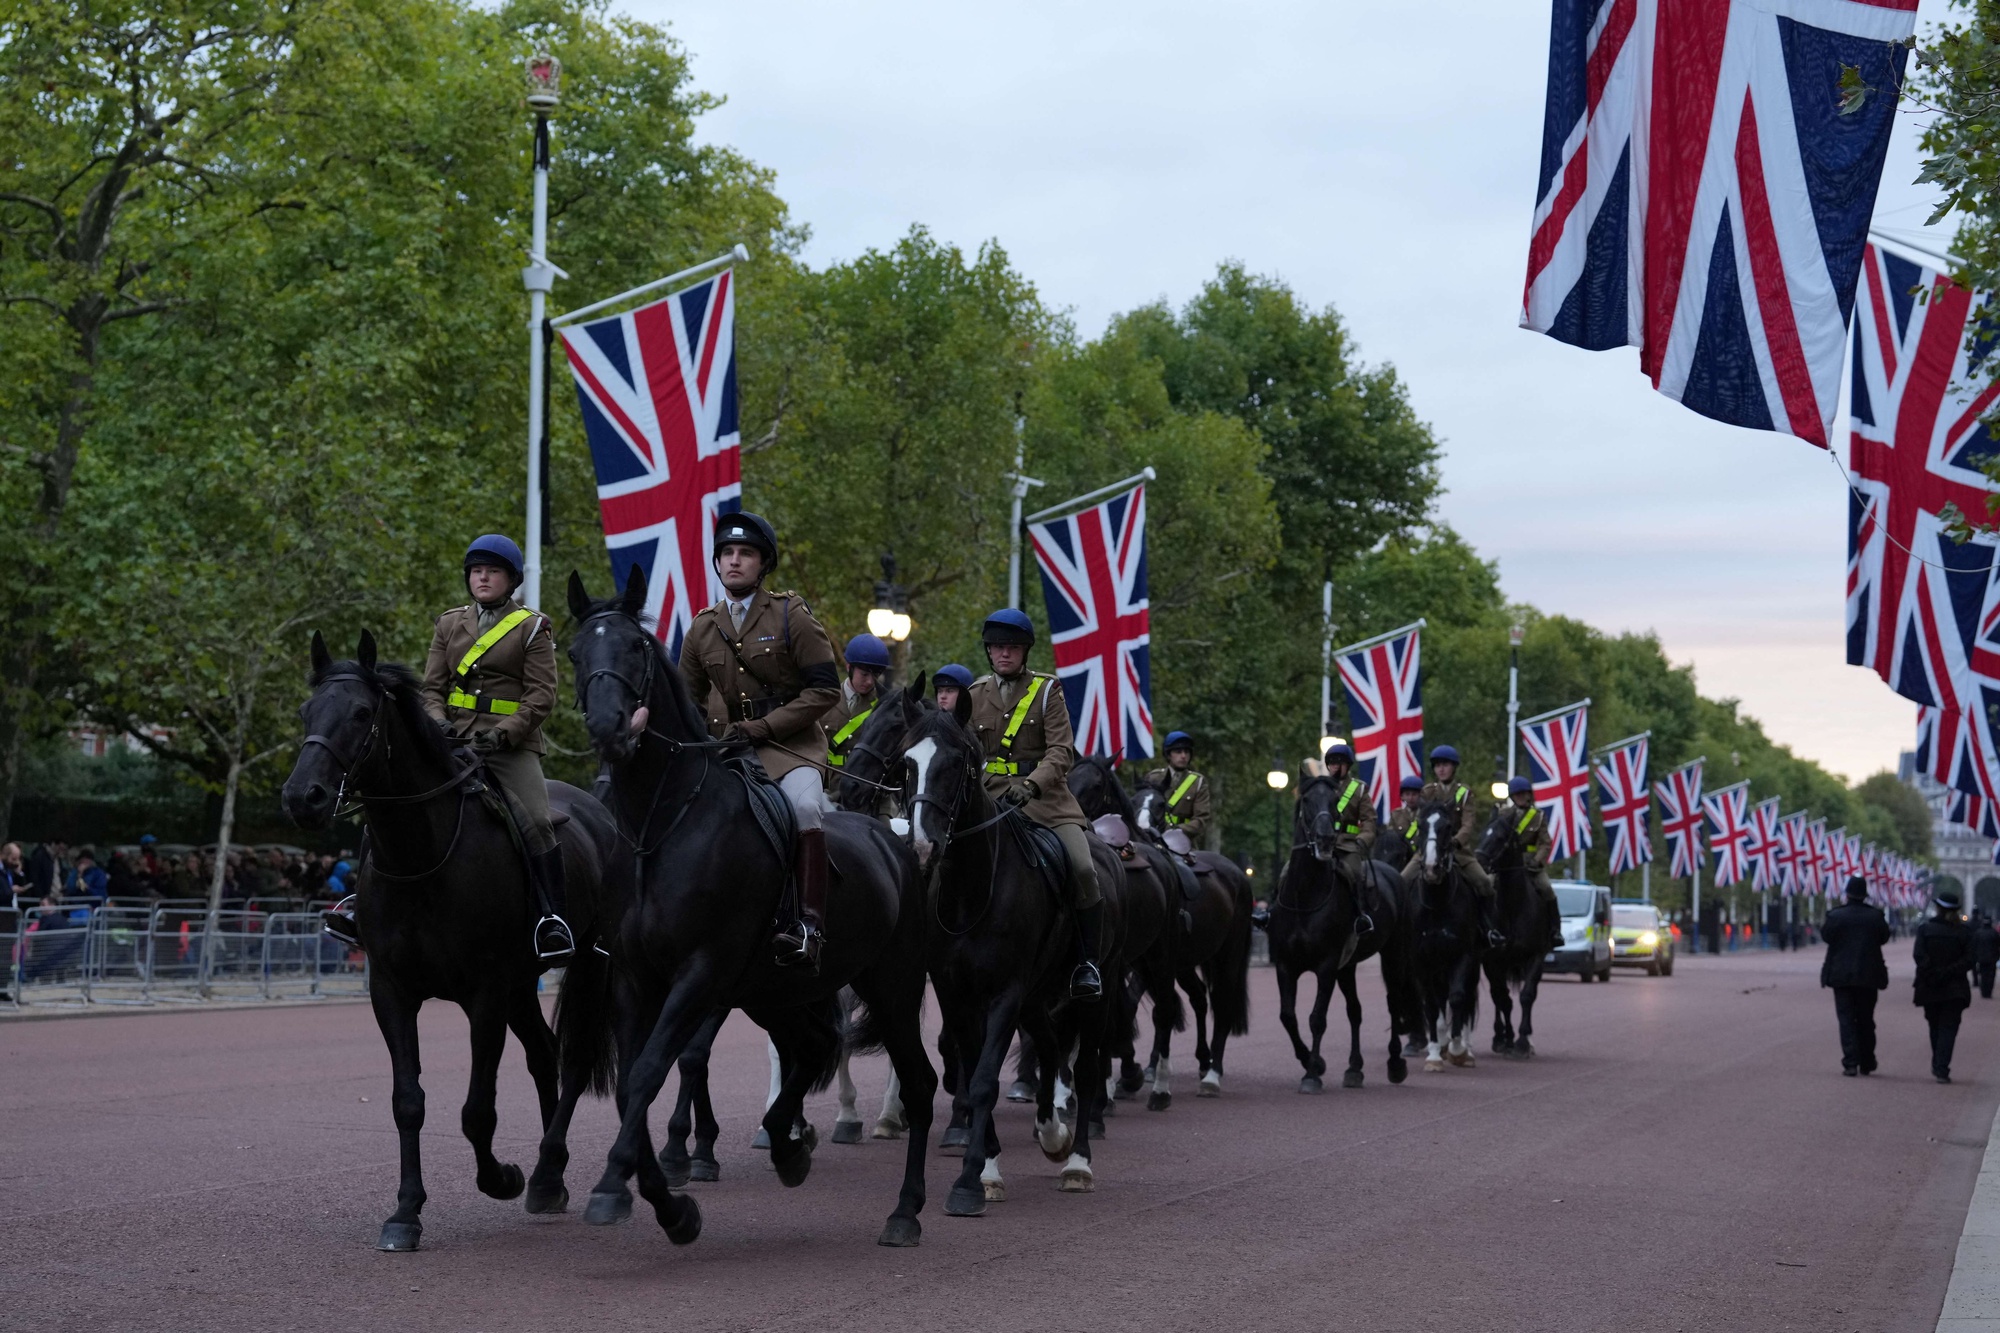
[4, 946, 1996, 1332]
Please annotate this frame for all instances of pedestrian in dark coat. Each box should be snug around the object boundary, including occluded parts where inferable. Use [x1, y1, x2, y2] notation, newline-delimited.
[1971, 911, 1999, 1001]
[1914, 890, 1977, 1084]
[1821, 876, 1890, 1076]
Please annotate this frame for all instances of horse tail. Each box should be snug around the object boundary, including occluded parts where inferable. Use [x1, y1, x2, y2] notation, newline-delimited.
[841, 982, 916, 1058]
[1212, 869, 1254, 1038]
[801, 991, 845, 1095]
[554, 943, 617, 1099]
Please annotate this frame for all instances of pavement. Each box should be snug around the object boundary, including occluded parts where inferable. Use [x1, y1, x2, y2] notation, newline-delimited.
[3, 945, 1998, 1333]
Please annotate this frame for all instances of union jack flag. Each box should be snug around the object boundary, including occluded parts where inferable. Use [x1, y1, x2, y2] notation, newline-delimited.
[1521, 703, 1591, 862]
[1593, 736, 1650, 875]
[558, 270, 741, 659]
[1029, 484, 1152, 761]
[1744, 796, 1782, 891]
[1337, 624, 1425, 821]
[1654, 759, 1705, 879]
[1523, 0, 1913, 446]
[1807, 818, 1831, 895]
[1704, 781, 1753, 888]
[1777, 810, 1808, 896]
[1847, 245, 2000, 720]
[1827, 826, 1855, 888]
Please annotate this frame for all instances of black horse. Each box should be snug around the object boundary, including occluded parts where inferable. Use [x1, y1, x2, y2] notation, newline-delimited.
[1072, 757, 1250, 1108]
[1476, 805, 1560, 1058]
[281, 632, 631, 1252]
[1407, 793, 1484, 1071]
[1265, 767, 1418, 1093]
[894, 690, 1137, 1210]
[566, 570, 937, 1248]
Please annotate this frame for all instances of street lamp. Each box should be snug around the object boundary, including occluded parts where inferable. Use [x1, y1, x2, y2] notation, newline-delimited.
[868, 551, 913, 643]
[1267, 753, 1289, 883]
[1506, 621, 1524, 780]
[520, 49, 564, 613]
[1319, 733, 1345, 758]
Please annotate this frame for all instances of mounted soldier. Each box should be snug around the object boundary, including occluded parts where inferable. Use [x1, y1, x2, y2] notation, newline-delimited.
[932, 663, 973, 716]
[966, 608, 1104, 1000]
[1316, 741, 1377, 882]
[322, 533, 575, 961]
[1401, 744, 1505, 946]
[680, 512, 840, 970]
[1502, 776, 1565, 949]
[1388, 772, 1424, 852]
[824, 632, 892, 785]
[1144, 730, 1212, 848]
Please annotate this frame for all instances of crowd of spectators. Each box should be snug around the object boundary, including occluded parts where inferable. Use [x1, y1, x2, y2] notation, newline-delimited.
[2, 837, 352, 920]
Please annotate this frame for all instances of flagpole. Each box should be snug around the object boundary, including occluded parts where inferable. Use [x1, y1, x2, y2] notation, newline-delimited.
[1506, 623, 1523, 779]
[549, 245, 750, 329]
[1518, 699, 1590, 727]
[1330, 619, 1427, 660]
[521, 55, 563, 616]
[1319, 581, 1333, 745]
[1023, 468, 1156, 526]
[1005, 411, 1042, 611]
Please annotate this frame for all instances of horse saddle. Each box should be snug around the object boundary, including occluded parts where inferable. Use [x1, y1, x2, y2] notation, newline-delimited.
[1093, 813, 1146, 867]
[732, 762, 795, 864]
[1007, 816, 1069, 904]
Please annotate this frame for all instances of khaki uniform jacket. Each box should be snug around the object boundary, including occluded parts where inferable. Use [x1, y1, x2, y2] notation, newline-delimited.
[1144, 766, 1212, 844]
[422, 600, 557, 755]
[1417, 780, 1482, 855]
[968, 671, 1087, 828]
[680, 588, 839, 782]
[1506, 802, 1554, 872]
[824, 681, 884, 762]
[1324, 772, 1378, 853]
[1389, 804, 1421, 846]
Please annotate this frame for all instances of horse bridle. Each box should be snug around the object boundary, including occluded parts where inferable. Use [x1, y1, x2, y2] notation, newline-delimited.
[300, 672, 476, 880]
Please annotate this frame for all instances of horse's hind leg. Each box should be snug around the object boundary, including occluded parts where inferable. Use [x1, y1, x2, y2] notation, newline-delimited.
[759, 1006, 839, 1189]
[946, 990, 1023, 1217]
[874, 1068, 907, 1139]
[461, 994, 526, 1202]
[1147, 983, 1176, 1111]
[870, 986, 937, 1245]
[660, 1010, 723, 1184]
[510, 988, 573, 1213]
[1338, 968, 1366, 1089]
[370, 980, 428, 1251]
[1516, 964, 1543, 1057]
[1183, 968, 1215, 1092]
[1487, 963, 1516, 1055]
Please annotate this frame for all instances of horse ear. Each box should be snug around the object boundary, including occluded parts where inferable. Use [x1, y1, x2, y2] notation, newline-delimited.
[952, 686, 973, 728]
[620, 562, 648, 616]
[310, 631, 330, 679]
[908, 670, 928, 705]
[567, 569, 593, 622]
[357, 630, 378, 672]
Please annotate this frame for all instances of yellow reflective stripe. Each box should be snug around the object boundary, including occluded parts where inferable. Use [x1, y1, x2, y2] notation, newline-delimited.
[454, 608, 533, 678]
[1334, 778, 1365, 833]
[446, 689, 520, 716]
[998, 677, 1045, 751]
[1516, 808, 1536, 834]
[826, 704, 875, 768]
[984, 759, 1020, 775]
[1165, 771, 1199, 824]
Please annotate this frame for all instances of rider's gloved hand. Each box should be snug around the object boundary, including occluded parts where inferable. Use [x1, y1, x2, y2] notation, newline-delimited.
[471, 730, 502, 754]
[725, 718, 772, 744]
[1005, 778, 1040, 807]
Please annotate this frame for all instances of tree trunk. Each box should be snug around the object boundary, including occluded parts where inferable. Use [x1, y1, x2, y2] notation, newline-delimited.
[197, 753, 244, 999]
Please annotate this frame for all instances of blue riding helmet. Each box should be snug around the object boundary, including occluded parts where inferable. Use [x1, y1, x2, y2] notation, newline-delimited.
[981, 607, 1036, 646]
[1429, 744, 1461, 766]
[1508, 775, 1533, 796]
[1400, 774, 1423, 792]
[844, 633, 891, 671]
[1163, 730, 1194, 753]
[463, 534, 525, 587]
[1324, 742, 1355, 764]
[934, 663, 974, 692]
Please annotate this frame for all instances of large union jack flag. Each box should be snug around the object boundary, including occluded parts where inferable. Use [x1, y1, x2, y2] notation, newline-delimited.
[1653, 758, 1705, 879]
[1029, 484, 1152, 761]
[1805, 817, 1831, 895]
[557, 270, 741, 659]
[1704, 781, 1753, 888]
[1521, 703, 1592, 862]
[1594, 735, 1650, 875]
[1337, 624, 1425, 821]
[1523, 0, 1914, 446]
[1777, 810, 1808, 896]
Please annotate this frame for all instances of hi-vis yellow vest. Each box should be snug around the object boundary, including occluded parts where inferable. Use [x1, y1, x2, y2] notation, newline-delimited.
[445, 608, 532, 715]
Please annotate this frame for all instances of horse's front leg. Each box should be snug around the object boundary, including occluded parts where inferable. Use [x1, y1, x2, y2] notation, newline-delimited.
[1338, 967, 1366, 1089]
[586, 965, 711, 1242]
[460, 995, 526, 1202]
[1447, 954, 1479, 1066]
[1147, 983, 1176, 1111]
[1486, 962, 1515, 1054]
[1183, 968, 1213, 1084]
[512, 986, 577, 1214]
[369, 979, 428, 1251]
[945, 989, 1023, 1217]
[1516, 963, 1543, 1058]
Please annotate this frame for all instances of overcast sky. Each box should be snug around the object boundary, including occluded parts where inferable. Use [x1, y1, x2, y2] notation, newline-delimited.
[626, 0, 1958, 782]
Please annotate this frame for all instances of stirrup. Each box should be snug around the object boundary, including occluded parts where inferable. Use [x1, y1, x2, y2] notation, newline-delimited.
[773, 921, 823, 973]
[534, 915, 576, 962]
[1485, 928, 1508, 948]
[1355, 912, 1377, 936]
[321, 894, 360, 948]
[1069, 960, 1104, 1001]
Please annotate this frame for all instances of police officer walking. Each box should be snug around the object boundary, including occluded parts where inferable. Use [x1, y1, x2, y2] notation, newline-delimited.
[681, 513, 841, 970]
[1914, 888, 1977, 1083]
[1145, 731, 1212, 846]
[966, 608, 1104, 1000]
[1819, 875, 1889, 1077]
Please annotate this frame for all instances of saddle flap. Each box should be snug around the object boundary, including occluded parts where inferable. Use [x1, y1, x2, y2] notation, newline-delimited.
[1092, 813, 1131, 849]
[1163, 827, 1193, 857]
[1009, 818, 1068, 904]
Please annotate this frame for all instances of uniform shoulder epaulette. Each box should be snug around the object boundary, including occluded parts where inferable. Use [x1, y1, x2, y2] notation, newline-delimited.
[973, 673, 998, 687]
[770, 589, 812, 613]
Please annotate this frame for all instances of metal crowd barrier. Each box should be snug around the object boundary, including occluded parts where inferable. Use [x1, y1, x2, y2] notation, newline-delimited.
[3, 900, 367, 1010]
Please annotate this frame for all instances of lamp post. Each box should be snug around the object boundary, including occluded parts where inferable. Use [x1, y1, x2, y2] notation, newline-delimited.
[521, 51, 565, 615]
[868, 551, 913, 677]
[1267, 753, 1289, 884]
[1506, 622, 1524, 779]
[1319, 582, 1336, 752]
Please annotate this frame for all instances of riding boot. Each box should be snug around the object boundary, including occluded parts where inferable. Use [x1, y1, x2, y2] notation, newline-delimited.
[774, 828, 827, 973]
[530, 847, 575, 963]
[1070, 901, 1105, 1000]
[320, 893, 360, 948]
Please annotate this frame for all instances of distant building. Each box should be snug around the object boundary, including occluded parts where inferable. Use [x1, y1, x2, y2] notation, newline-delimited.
[1900, 751, 1999, 913]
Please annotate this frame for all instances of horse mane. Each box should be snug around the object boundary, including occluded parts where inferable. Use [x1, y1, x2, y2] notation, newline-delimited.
[312, 656, 459, 771]
[576, 595, 711, 741]
[1077, 754, 1140, 825]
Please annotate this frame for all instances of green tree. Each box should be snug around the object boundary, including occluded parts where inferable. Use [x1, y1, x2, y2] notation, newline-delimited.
[1854, 770, 1936, 858]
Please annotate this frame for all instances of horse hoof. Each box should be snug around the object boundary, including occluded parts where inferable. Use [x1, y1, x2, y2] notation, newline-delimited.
[1113, 1078, 1141, 1100]
[584, 1190, 633, 1226]
[1090, 1119, 1107, 1140]
[1342, 1069, 1364, 1090]
[1299, 1076, 1323, 1094]
[523, 1182, 569, 1215]
[664, 1196, 702, 1246]
[878, 1215, 923, 1247]
[1307, 1054, 1327, 1078]
[939, 1125, 969, 1155]
[377, 1221, 421, 1252]
[1387, 1058, 1408, 1085]
[773, 1144, 812, 1189]
[831, 1120, 864, 1145]
[1514, 1040, 1534, 1059]
[1197, 1071, 1221, 1097]
[687, 1156, 720, 1183]
[751, 1126, 772, 1150]
[1007, 1080, 1037, 1103]
[1492, 1036, 1510, 1055]
[798, 1122, 820, 1151]
[983, 1178, 1007, 1202]
[872, 1119, 906, 1140]
[1446, 1050, 1474, 1068]
[1101, 1098, 1117, 1117]
[944, 1186, 987, 1217]
[1036, 1119, 1073, 1162]
[1146, 1091, 1171, 1112]
[1423, 1058, 1444, 1073]
[658, 1153, 691, 1188]
[1059, 1164, 1095, 1193]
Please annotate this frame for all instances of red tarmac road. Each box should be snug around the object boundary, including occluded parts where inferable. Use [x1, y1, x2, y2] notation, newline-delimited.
[3, 946, 1997, 1332]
